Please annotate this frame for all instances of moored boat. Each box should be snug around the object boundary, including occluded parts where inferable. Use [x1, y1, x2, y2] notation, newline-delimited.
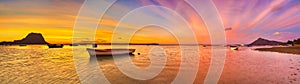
[48, 44, 64, 48]
[87, 48, 135, 56]
[230, 46, 239, 50]
[19, 44, 27, 46]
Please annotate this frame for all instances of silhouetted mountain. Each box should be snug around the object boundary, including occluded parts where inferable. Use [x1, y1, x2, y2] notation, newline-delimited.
[0, 32, 48, 45]
[249, 38, 283, 46]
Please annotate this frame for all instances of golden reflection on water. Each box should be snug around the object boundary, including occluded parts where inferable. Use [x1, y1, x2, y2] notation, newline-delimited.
[0, 46, 80, 83]
[0, 45, 300, 83]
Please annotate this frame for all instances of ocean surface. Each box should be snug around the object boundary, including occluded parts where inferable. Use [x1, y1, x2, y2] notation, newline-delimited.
[0, 45, 300, 84]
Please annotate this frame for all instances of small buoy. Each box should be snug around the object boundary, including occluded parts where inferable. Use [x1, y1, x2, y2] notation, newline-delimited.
[137, 53, 141, 55]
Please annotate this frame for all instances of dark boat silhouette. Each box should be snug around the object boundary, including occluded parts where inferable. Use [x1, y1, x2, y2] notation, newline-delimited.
[87, 48, 135, 56]
[19, 44, 27, 46]
[47, 44, 64, 48]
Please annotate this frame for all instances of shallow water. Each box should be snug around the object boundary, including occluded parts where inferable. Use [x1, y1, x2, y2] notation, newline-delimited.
[0, 45, 300, 84]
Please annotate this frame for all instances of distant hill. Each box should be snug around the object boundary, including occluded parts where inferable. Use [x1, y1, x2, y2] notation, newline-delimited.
[249, 38, 283, 46]
[0, 32, 48, 45]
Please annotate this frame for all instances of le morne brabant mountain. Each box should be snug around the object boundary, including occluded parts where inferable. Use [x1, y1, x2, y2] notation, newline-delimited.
[0, 32, 48, 45]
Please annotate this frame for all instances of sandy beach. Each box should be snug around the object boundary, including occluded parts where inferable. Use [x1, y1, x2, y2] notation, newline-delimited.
[255, 46, 300, 55]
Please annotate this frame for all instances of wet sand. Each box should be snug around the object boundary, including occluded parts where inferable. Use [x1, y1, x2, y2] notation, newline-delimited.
[255, 46, 300, 55]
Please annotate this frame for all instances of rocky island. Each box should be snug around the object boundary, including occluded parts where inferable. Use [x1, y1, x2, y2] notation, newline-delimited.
[0, 32, 48, 45]
[249, 38, 283, 46]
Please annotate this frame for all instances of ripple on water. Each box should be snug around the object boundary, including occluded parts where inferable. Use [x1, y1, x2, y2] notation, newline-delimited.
[1, 46, 300, 83]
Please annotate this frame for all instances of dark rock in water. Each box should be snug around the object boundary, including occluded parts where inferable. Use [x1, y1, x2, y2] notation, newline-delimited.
[249, 38, 283, 46]
[13, 32, 48, 44]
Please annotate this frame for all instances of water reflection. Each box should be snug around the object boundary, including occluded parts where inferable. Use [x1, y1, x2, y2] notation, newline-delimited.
[0, 45, 300, 83]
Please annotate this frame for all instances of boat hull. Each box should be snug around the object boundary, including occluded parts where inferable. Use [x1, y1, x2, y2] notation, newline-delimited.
[230, 46, 239, 50]
[87, 48, 135, 56]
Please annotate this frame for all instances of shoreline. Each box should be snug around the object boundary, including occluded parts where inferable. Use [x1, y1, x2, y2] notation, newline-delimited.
[255, 46, 300, 55]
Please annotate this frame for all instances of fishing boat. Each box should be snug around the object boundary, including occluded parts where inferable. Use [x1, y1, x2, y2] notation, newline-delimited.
[87, 48, 135, 56]
[230, 46, 239, 50]
[47, 44, 64, 48]
[19, 44, 27, 46]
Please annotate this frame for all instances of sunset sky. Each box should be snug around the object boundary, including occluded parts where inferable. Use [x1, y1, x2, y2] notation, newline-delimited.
[0, 0, 299, 44]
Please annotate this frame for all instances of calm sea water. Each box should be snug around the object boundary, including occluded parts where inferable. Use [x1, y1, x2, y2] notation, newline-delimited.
[0, 45, 300, 84]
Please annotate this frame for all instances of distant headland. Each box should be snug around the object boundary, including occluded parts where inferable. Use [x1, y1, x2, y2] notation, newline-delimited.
[254, 38, 300, 55]
[0, 32, 48, 45]
[248, 38, 283, 46]
[248, 37, 300, 46]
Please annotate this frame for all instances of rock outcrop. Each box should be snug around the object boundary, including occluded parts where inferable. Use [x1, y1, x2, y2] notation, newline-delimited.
[13, 33, 48, 44]
[249, 38, 283, 46]
[0, 32, 48, 45]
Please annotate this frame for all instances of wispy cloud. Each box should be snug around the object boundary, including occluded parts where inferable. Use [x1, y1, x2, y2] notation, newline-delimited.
[0, 0, 299, 44]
